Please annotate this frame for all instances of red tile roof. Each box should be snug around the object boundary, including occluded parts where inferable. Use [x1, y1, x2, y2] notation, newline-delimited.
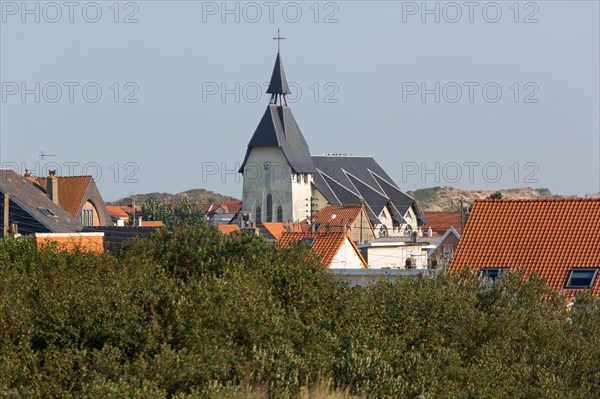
[259, 222, 300, 241]
[279, 231, 367, 268]
[424, 212, 463, 236]
[449, 198, 600, 297]
[218, 224, 240, 235]
[142, 221, 165, 227]
[301, 205, 373, 233]
[106, 205, 130, 219]
[220, 200, 243, 213]
[35, 176, 92, 217]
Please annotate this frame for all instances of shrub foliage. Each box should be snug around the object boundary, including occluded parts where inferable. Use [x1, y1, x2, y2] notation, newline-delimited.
[0, 225, 598, 398]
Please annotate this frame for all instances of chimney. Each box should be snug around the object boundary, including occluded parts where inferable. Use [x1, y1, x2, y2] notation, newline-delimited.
[46, 170, 59, 205]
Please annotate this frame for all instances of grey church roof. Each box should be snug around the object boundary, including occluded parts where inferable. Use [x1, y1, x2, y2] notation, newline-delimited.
[240, 52, 314, 174]
[266, 53, 291, 95]
[0, 170, 84, 234]
[312, 156, 422, 225]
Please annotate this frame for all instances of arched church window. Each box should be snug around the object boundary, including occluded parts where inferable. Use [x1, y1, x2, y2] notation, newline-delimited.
[266, 194, 273, 222]
[276, 207, 283, 222]
[255, 207, 262, 224]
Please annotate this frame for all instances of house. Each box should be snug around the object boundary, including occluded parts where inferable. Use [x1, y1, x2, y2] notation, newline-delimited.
[238, 45, 425, 237]
[427, 227, 460, 269]
[449, 198, 600, 298]
[30, 171, 112, 227]
[279, 231, 368, 269]
[357, 236, 433, 269]
[106, 205, 131, 226]
[1, 169, 84, 234]
[202, 200, 242, 225]
[300, 204, 376, 245]
[423, 211, 464, 236]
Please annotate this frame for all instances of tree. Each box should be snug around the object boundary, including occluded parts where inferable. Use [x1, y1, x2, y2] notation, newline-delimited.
[138, 198, 206, 227]
[488, 191, 503, 200]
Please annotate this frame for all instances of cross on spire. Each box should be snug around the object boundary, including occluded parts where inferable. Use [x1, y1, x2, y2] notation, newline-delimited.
[273, 29, 285, 53]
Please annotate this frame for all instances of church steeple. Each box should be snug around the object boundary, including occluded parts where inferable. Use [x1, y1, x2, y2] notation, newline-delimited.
[266, 30, 291, 105]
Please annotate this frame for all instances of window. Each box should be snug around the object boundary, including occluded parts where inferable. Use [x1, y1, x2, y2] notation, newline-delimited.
[479, 268, 508, 281]
[565, 269, 599, 288]
[38, 207, 56, 217]
[266, 194, 273, 222]
[276, 206, 283, 222]
[255, 207, 262, 224]
[80, 209, 94, 227]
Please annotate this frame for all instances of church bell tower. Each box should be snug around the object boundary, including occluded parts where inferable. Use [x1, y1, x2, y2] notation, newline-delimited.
[239, 32, 315, 224]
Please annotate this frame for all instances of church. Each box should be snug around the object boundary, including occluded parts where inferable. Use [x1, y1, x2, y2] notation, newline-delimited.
[239, 40, 426, 238]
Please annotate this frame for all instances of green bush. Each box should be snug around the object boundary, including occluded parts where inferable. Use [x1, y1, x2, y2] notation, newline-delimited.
[0, 227, 598, 398]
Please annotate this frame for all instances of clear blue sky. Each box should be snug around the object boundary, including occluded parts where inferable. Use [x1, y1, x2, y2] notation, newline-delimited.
[1, 1, 599, 201]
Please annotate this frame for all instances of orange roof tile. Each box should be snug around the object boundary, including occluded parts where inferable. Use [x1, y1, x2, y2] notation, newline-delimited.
[35, 176, 92, 217]
[142, 221, 165, 227]
[300, 205, 373, 233]
[218, 224, 240, 235]
[259, 222, 300, 240]
[106, 205, 130, 219]
[279, 231, 367, 268]
[449, 198, 600, 298]
[424, 212, 463, 235]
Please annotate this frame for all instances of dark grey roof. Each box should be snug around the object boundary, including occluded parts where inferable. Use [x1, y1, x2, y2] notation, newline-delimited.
[312, 156, 418, 225]
[240, 104, 314, 173]
[266, 53, 291, 95]
[0, 170, 83, 234]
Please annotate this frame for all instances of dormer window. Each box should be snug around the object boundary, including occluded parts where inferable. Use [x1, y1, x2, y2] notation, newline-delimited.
[479, 268, 508, 281]
[565, 268, 599, 289]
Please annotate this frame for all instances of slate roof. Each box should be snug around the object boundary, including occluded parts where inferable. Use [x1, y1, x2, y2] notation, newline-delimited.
[449, 198, 600, 298]
[240, 52, 314, 174]
[279, 231, 368, 268]
[311, 156, 420, 225]
[0, 170, 83, 234]
[240, 104, 314, 174]
[266, 52, 291, 95]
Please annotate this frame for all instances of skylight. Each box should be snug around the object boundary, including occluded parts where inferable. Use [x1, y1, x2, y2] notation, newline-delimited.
[565, 269, 599, 289]
[38, 207, 56, 217]
[479, 268, 508, 281]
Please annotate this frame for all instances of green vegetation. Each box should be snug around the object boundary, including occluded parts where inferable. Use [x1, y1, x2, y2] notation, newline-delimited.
[487, 191, 503, 200]
[0, 224, 599, 398]
[111, 189, 236, 207]
[138, 198, 206, 227]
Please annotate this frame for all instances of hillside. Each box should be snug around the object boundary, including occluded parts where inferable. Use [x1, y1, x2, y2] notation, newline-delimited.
[408, 186, 562, 212]
[111, 188, 238, 206]
[112, 186, 566, 212]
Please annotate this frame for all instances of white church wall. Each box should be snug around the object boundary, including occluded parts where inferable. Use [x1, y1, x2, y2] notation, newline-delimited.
[242, 147, 292, 223]
[291, 173, 313, 222]
[242, 147, 313, 223]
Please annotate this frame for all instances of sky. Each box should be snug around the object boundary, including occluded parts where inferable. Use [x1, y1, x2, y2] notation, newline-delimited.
[1, 0, 599, 201]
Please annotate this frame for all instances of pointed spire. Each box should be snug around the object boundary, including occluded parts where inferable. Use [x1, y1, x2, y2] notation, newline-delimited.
[267, 30, 291, 97]
[266, 53, 291, 95]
